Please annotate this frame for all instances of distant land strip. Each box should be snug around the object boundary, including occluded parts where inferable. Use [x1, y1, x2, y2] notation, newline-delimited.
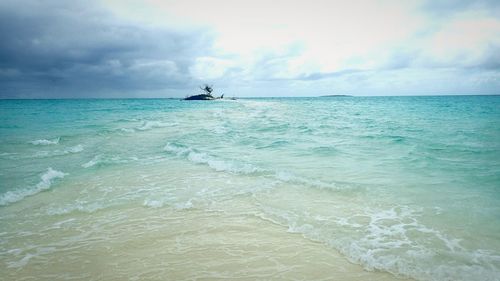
[320, 95, 352, 97]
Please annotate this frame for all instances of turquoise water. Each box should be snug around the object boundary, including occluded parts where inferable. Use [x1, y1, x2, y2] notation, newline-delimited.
[1, 96, 499, 280]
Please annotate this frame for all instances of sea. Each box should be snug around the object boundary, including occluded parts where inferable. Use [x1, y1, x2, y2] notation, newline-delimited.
[0, 96, 499, 281]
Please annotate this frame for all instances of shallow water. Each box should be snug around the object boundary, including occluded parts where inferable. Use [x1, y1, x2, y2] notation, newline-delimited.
[1, 96, 499, 280]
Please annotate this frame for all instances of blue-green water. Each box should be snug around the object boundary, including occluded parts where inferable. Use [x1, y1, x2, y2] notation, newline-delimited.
[1, 96, 499, 280]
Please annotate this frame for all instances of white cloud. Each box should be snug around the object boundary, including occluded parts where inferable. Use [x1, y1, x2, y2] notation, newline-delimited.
[189, 56, 234, 80]
[2, 0, 499, 97]
[104, 0, 425, 73]
[423, 15, 500, 67]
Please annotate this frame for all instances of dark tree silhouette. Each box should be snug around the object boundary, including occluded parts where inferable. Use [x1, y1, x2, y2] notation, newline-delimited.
[184, 84, 219, 100]
[200, 84, 214, 96]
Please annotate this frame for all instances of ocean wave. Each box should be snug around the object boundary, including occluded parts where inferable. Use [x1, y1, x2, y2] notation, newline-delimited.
[6, 246, 57, 269]
[30, 137, 60, 145]
[274, 171, 350, 191]
[46, 201, 106, 215]
[82, 155, 138, 168]
[164, 143, 263, 174]
[66, 144, 84, 153]
[136, 120, 173, 131]
[82, 155, 101, 168]
[311, 146, 340, 155]
[164, 142, 359, 191]
[258, 204, 500, 281]
[115, 117, 139, 123]
[174, 199, 194, 210]
[119, 128, 135, 133]
[0, 152, 18, 159]
[7, 253, 36, 269]
[255, 140, 289, 149]
[143, 199, 166, 208]
[336, 206, 500, 281]
[143, 198, 194, 210]
[117, 120, 176, 133]
[33, 144, 84, 158]
[0, 168, 67, 206]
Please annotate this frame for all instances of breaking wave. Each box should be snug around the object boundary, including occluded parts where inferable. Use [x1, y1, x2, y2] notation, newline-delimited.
[257, 205, 500, 281]
[32, 145, 84, 158]
[136, 121, 174, 131]
[30, 138, 60, 145]
[0, 168, 67, 206]
[82, 155, 139, 168]
[164, 143, 263, 175]
[163, 142, 358, 191]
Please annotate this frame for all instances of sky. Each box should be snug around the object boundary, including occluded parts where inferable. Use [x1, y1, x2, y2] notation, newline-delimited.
[0, 0, 499, 98]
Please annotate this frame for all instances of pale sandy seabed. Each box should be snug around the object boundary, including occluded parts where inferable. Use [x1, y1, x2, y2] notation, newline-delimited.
[0, 161, 409, 281]
[2, 208, 406, 281]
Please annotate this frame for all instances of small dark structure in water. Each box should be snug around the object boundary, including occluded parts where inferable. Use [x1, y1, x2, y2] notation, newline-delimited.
[184, 85, 224, 100]
[184, 94, 216, 100]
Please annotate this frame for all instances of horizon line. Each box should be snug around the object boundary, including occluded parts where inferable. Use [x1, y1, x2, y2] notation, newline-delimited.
[1, 93, 500, 100]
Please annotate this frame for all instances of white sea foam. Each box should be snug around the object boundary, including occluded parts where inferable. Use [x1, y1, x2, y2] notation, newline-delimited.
[164, 143, 356, 191]
[143, 199, 166, 208]
[30, 138, 60, 145]
[188, 151, 261, 174]
[38, 168, 66, 188]
[66, 144, 84, 153]
[174, 199, 194, 210]
[6, 246, 57, 268]
[164, 143, 262, 174]
[33, 144, 84, 158]
[0, 168, 66, 206]
[119, 128, 135, 133]
[274, 171, 347, 191]
[0, 152, 18, 160]
[46, 201, 105, 215]
[82, 155, 137, 168]
[259, 204, 500, 281]
[82, 155, 101, 168]
[136, 121, 171, 131]
[163, 143, 192, 156]
[142, 196, 194, 210]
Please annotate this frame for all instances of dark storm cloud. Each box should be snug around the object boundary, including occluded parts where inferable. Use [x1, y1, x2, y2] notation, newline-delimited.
[0, 0, 215, 98]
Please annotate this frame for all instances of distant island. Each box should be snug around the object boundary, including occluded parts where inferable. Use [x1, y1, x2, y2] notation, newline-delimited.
[320, 95, 352, 97]
[184, 84, 220, 100]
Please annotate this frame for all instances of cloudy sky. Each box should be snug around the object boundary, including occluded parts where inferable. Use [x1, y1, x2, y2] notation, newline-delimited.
[0, 0, 499, 98]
